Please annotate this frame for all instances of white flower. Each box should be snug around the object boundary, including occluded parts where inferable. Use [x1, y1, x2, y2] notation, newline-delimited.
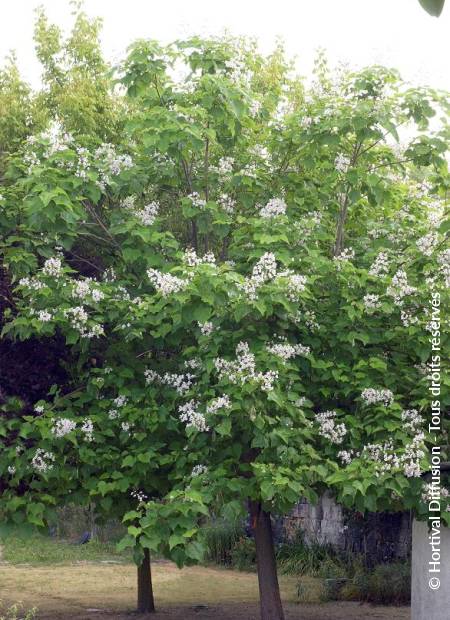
[315, 410, 347, 444]
[147, 269, 188, 296]
[42, 257, 62, 277]
[199, 321, 214, 336]
[81, 419, 94, 442]
[135, 202, 159, 226]
[31, 449, 55, 474]
[387, 270, 416, 305]
[334, 248, 355, 266]
[369, 252, 389, 277]
[7, 465, 16, 475]
[38, 310, 53, 322]
[337, 450, 354, 465]
[240, 253, 277, 301]
[361, 388, 394, 406]
[183, 249, 216, 267]
[215, 157, 234, 179]
[286, 274, 307, 302]
[178, 400, 209, 432]
[160, 372, 195, 395]
[34, 404, 45, 414]
[416, 232, 439, 257]
[334, 153, 350, 173]
[113, 395, 128, 407]
[188, 192, 206, 210]
[363, 294, 381, 311]
[191, 464, 208, 477]
[218, 193, 236, 214]
[121, 421, 131, 433]
[266, 342, 310, 361]
[206, 395, 231, 414]
[51, 418, 76, 438]
[259, 198, 286, 219]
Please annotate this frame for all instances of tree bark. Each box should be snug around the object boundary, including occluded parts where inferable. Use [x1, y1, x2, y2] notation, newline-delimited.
[137, 548, 155, 613]
[249, 500, 285, 620]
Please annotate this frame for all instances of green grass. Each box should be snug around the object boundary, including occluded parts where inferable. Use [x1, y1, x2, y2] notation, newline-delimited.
[0, 528, 131, 565]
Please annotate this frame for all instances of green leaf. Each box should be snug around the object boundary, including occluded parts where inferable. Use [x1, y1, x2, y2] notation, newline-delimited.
[418, 0, 445, 16]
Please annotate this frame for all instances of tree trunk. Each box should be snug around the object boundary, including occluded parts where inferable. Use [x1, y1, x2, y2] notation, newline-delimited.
[249, 500, 285, 620]
[137, 548, 155, 613]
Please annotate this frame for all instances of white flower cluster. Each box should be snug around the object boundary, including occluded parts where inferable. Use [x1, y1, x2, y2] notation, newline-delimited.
[218, 193, 236, 214]
[363, 293, 381, 311]
[131, 489, 148, 504]
[135, 202, 159, 226]
[361, 388, 394, 407]
[144, 369, 195, 396]
[386, 270, 416, 305]
[437, 249, 450, 288]
[72, 279, 105, 303]
[121, 196, 159, 226]
[334, 153, 350, 173]
[400, 309, 419, 327]
[183, 249, 216, 268]
[369, 252, 389, 277]
[198, 321, 214, 336]
[41, 121, 73, 158]
[75, 147, 90, 180]
[259, 198, 287, 219]
[334, 248, 355, 268]
[178, 400, 209, 432]
[337, 449, 354, 465]
[363, 430, 425, 478]
[108, 395, 128, 419]
[63, 306, 104, 339]
[147, 268, 188, 296]
[401, 409, 424, 433]
[51, 418, 77, 438]
[38, 310, 53, 322]
[206, 394, 231, 414]
[94, 143, 133, 190]
[42, 257, 63, 278]
[416, 232, 439, 257]
[31, 448, 55, 474]
[285, 274, 307, 302]
[214, 341, 279, 392]
[81, 419, 94, 442]
[19, 276, 45, 291]
[34, 404, 45, 414]
[187, 192, 207, 210]
[266, 342, 310, 361]
[191, 464, 208, 477]
[314, 410, 347, 444]
[7, 465, 16, 475]
[240, 252, 277, 301]
[184, 358, 201, 370]
[215, 157, 234, 179]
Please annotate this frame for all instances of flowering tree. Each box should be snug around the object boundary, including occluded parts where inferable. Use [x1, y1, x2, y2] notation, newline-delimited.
[1, 31, 449, 620]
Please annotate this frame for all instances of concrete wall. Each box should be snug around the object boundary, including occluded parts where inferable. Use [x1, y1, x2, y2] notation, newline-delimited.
[283, 492, 412, 564]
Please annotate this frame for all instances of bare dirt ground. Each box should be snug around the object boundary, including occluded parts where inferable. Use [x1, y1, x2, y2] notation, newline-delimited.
[0, 561, 410, 620]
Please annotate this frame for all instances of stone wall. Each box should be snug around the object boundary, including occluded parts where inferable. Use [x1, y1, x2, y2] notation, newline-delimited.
[283, 491, 412, 565]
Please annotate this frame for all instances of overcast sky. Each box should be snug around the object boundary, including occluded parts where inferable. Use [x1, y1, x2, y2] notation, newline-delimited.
[1, 0, 449, 90]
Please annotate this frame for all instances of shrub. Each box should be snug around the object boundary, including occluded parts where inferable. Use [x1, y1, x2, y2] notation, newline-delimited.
[277, 531, 346, 577]
[202, 519, 244, 566]
[340, 562, 411, 605]
[230, 536, 257, 571]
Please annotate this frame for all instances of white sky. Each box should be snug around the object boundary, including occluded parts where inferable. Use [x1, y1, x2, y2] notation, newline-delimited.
[1, 0, 449, 90]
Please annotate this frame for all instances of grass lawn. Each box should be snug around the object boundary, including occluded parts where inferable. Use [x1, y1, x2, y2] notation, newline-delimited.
[0, 533, 410, 620]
